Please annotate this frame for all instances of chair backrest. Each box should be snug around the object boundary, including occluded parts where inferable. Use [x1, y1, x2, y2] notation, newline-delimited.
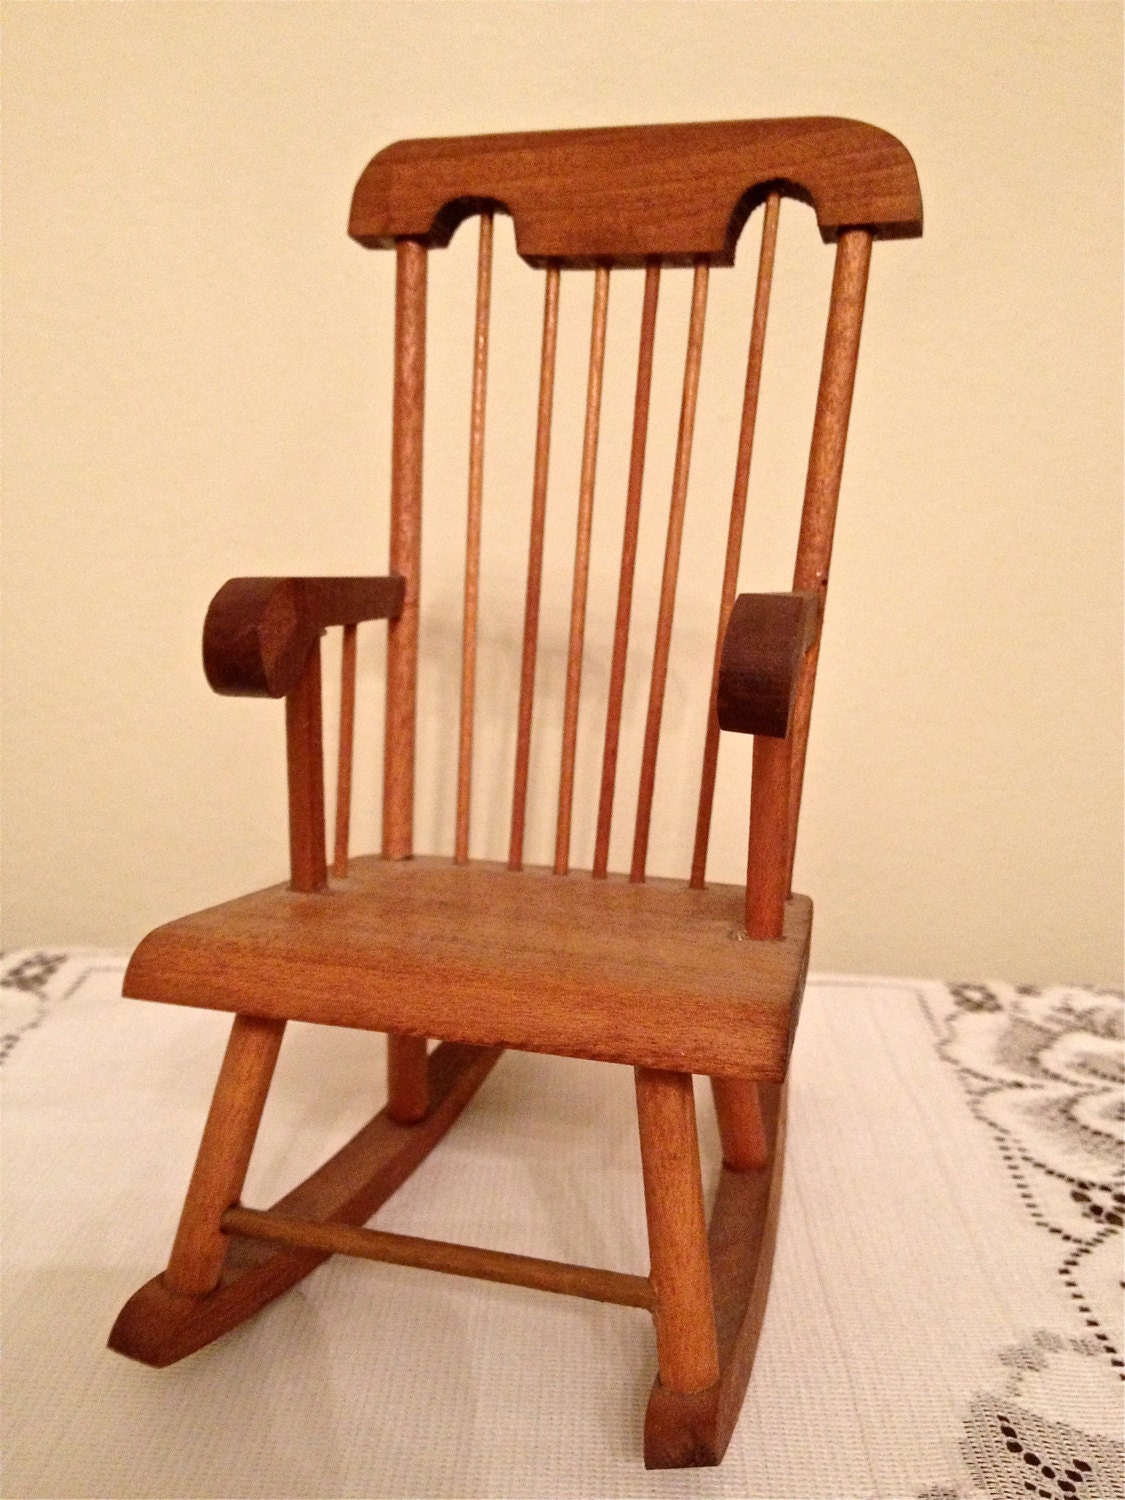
[347, 119, 922, 889]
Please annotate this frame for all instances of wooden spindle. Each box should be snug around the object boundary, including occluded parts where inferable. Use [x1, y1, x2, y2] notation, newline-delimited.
[455, 213, 494, 864]
[630, 260, 709, 883]
[786, 229, 872, 888]
[332, 623, 358, 878]
[383, 238, 427, 861]
[554, 265, 610, 876]
[509, 266, 561, 871]
[690, 195, 781, 889]
[286, 639, 327, 893]
[593, 261, 661, 879]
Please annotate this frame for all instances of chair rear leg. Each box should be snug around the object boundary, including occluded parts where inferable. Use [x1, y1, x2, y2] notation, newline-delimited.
[634, 1067, 719, 1394]
[710, 1078, 768, 1171]
[164, 1014, 286, 1296]
[386, 1033, 429, 1123]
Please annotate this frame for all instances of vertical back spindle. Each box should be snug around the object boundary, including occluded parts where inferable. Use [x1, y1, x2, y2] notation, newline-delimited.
[509, 266, 561, 871]
[332, 622, 358, 878]
[554, 265, 610, 876]
[630, 260, 709, 883]
[786, 229, 872, 887]
[454, 213, 494, 863]
[383, 239, 427, 860]
[690, 194, 781, 889]
[592, 261, 661, 879]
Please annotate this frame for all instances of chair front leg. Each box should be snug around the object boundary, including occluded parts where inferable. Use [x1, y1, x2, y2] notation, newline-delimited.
[635, 1067, 719, 1394]
[164, 1014, 286, 1296]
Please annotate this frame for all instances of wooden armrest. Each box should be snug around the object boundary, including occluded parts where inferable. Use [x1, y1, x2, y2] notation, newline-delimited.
[716, 591, 821, 739]
[203, 576, 405, 698]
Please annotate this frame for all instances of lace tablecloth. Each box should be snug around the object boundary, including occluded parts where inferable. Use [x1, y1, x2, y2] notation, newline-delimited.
[2, 950, 1121, 1499]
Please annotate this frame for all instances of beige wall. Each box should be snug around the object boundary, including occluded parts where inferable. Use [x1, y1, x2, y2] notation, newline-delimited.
[3, 2, 1121, 985]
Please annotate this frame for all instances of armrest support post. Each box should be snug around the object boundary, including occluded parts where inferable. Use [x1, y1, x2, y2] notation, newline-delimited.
[715, 591, 820, 937]
[285, 638, 327, 893]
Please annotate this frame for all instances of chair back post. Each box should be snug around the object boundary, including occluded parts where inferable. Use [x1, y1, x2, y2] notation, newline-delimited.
[383, 238, 427, 861]
[784, 228, 873, 890]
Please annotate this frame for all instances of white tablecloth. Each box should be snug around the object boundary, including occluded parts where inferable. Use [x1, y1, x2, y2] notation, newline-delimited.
[2, 950, 1121, 1499]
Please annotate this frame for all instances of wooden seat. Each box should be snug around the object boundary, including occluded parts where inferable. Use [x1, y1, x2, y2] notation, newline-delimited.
[125, 857, 812, 1078]
[108, 118, 922, 1468]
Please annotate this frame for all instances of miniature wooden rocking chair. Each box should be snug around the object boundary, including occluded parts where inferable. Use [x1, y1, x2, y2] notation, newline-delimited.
[109, 119, 922, 1468]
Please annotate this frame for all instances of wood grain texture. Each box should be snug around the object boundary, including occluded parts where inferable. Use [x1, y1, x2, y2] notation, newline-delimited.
[163, 1014, 286, 1296]
[386, 1033, 430, 1124]
[455, 212, 494, 864]
[332, 624, 357, 879]
[744, 735, 791, 940]
[109, 1041, 502, 1366]
[285, 641, 327, 893]
[709, 1078, 767, 1172]
[787, 229, 872, 886]
[593, 261, 661, 879]
[631, 261, 708, 882]
[349, 118, 922, 264]
[508, 266, 560, 871]
[715, 591, 820, 740]
[644, 1081, 787, 1467]
[691, 194, 780, 888]
[635, 1067, 719, 1393]
[223, 1206, 655, 1309]
[555, 266, 610, 875]
[384, 239, 427, 861]
[203, 575, 403, 699]
[124, 856, 812, 1082]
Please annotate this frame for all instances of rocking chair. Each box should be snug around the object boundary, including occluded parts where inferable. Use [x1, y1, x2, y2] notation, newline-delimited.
[109, 118, 922, 1468]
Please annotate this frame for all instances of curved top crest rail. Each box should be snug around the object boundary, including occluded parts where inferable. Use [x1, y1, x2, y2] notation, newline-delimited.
[348, 117, 922, 266]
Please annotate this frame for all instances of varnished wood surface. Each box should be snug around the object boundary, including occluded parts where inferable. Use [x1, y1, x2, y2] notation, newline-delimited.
[636, 1068, 719, 1393]
[594, 261, 660, 879]
[631, 261, 709, 883]
[117, 117, 921, 1469]
[284, 642, 327, 893]
[349, 118, 922, 264]
[508, 266, 560, 871]
[203, 575, 403, 699]
[716, 591, 820, 740]
[223, 1206, 655, 1310]
[710, 1078, 767, 1172]
[109, 1040, 502, 1367]
[555, 266, 610, 875]
[455, 213, 494, 864]
[164, 1015, 286, 1296]
[691, 194, 780, 888]
[332, 623, 357, 878]
[744, 735, 792, 939]
[384, 239, 427, 861]
[124, 857, 811, 1081]
[386, 1033, 430, 1124]
[787, 229, 872, 885]
[644, 1081, 787, 1468]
